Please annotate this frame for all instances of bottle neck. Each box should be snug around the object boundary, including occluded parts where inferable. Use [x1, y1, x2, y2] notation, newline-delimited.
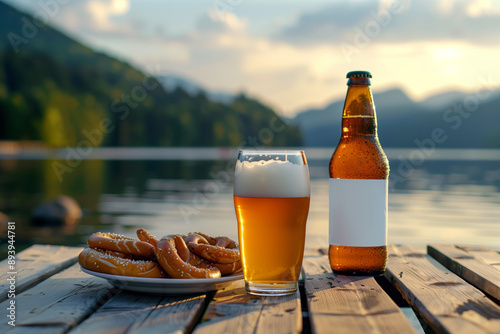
[341, 84, 378, 137]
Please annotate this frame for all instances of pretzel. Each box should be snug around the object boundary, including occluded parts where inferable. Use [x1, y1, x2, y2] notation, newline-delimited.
[88, 232, 156, 259]
[214, 260, 242, 275]
[78, 248, 167, 278]
[185, 232, 240, 264]
[138, 228, 220, 271]
[137, 228, 159, 250]
[93, 248, 135, 260]
[156, 234, 221, 279]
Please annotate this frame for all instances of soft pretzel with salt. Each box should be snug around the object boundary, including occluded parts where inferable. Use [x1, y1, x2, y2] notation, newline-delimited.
[78, 248, 167, 278]
[185, 232, 240, 264]
[156, 234, 221, 279]
[87, 232, 156, 259]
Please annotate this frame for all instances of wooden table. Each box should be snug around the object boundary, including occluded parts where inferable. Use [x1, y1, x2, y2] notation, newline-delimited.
[1, 244, 499, 333]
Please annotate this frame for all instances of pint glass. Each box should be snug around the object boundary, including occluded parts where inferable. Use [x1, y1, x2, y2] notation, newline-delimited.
[234, 150, 310, 296]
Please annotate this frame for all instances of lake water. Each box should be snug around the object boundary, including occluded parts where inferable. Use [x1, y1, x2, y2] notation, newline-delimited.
[0, 148, 499, 259]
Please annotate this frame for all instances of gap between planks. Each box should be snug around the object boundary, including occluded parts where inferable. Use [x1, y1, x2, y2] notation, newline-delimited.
[386, 244, 500, 334]
[428, 244, 500, 303]
[69, 289, 208, 334]
[193, 279, 302, 334]
[303, 256, 416, 334]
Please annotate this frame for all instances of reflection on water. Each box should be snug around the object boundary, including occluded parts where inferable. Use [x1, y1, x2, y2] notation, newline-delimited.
[0, 156, 499, 259]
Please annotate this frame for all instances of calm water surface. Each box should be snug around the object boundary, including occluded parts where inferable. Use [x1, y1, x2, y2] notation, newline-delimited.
[0, 153, 499, 259]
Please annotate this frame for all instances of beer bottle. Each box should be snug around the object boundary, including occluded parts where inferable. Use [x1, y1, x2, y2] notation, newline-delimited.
[328, 71, 389, 275]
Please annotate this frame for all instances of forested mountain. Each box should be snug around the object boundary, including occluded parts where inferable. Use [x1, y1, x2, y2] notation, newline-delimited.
[0, 2, 301, 147]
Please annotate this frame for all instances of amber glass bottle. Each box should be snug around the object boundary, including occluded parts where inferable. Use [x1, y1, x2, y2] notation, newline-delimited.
[328, 71, 389, 275]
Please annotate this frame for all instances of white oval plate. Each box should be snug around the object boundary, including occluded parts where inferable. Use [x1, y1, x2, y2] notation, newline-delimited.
[80, 267, 243, 295]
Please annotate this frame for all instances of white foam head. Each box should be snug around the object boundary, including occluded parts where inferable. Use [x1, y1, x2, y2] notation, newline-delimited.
[234, 154, 310, 198]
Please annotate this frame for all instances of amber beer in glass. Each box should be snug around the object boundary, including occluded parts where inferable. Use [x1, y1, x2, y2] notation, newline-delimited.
[329, 71, 390, 275]
[234, 150, 310, 295]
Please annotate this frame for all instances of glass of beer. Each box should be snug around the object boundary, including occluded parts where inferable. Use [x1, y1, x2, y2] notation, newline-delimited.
[234, 150, 310, 296]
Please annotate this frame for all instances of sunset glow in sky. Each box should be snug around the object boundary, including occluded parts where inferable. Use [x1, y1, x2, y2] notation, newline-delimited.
[6, 0, 500, 115]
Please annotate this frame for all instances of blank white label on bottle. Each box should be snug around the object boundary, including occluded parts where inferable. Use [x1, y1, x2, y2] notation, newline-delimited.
[329, 178, 387, 247]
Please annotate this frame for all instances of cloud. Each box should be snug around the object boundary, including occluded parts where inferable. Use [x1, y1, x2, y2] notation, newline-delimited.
[277, 1, 379, 45]
[276, 0, 500, 46]
[466, 0, 500, 17]
[40, 0, 139, 39]
[149, 12, 349, 113]
[193, 9, 248, 39]
[86, 0, 130, 31]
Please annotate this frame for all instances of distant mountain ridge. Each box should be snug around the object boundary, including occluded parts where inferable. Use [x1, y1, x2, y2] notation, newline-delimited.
[292, 88, 500, 148]
[419, 90, 467, 110]
[157, 75, 235, 105]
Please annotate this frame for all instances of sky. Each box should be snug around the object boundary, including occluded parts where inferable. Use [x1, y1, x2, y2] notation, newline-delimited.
[5, 0, 500, 116]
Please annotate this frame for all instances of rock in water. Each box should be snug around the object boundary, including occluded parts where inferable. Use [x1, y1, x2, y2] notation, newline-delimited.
[31, 195, 82, 226]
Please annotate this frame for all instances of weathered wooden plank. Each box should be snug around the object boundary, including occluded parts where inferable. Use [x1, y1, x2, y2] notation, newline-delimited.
[306, 238, 329, 256]
[0, 244, 82, 302]
[129, 294, 206, 334]
[318, 248, 327, 256]
[303, 256, 416, 334]
[0, 263, 117, 334]
[68, 292, 164, 334]
[193, 280, 262, 333]
[304, 248, 323, 257]
[456, 245, 500, 271]
[428, 244, 500, 302]
[69, 290, 206, 334]
[193, 279, 302, 334]
[257, 290, 302, 334]
[386, 244, 500, 334]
